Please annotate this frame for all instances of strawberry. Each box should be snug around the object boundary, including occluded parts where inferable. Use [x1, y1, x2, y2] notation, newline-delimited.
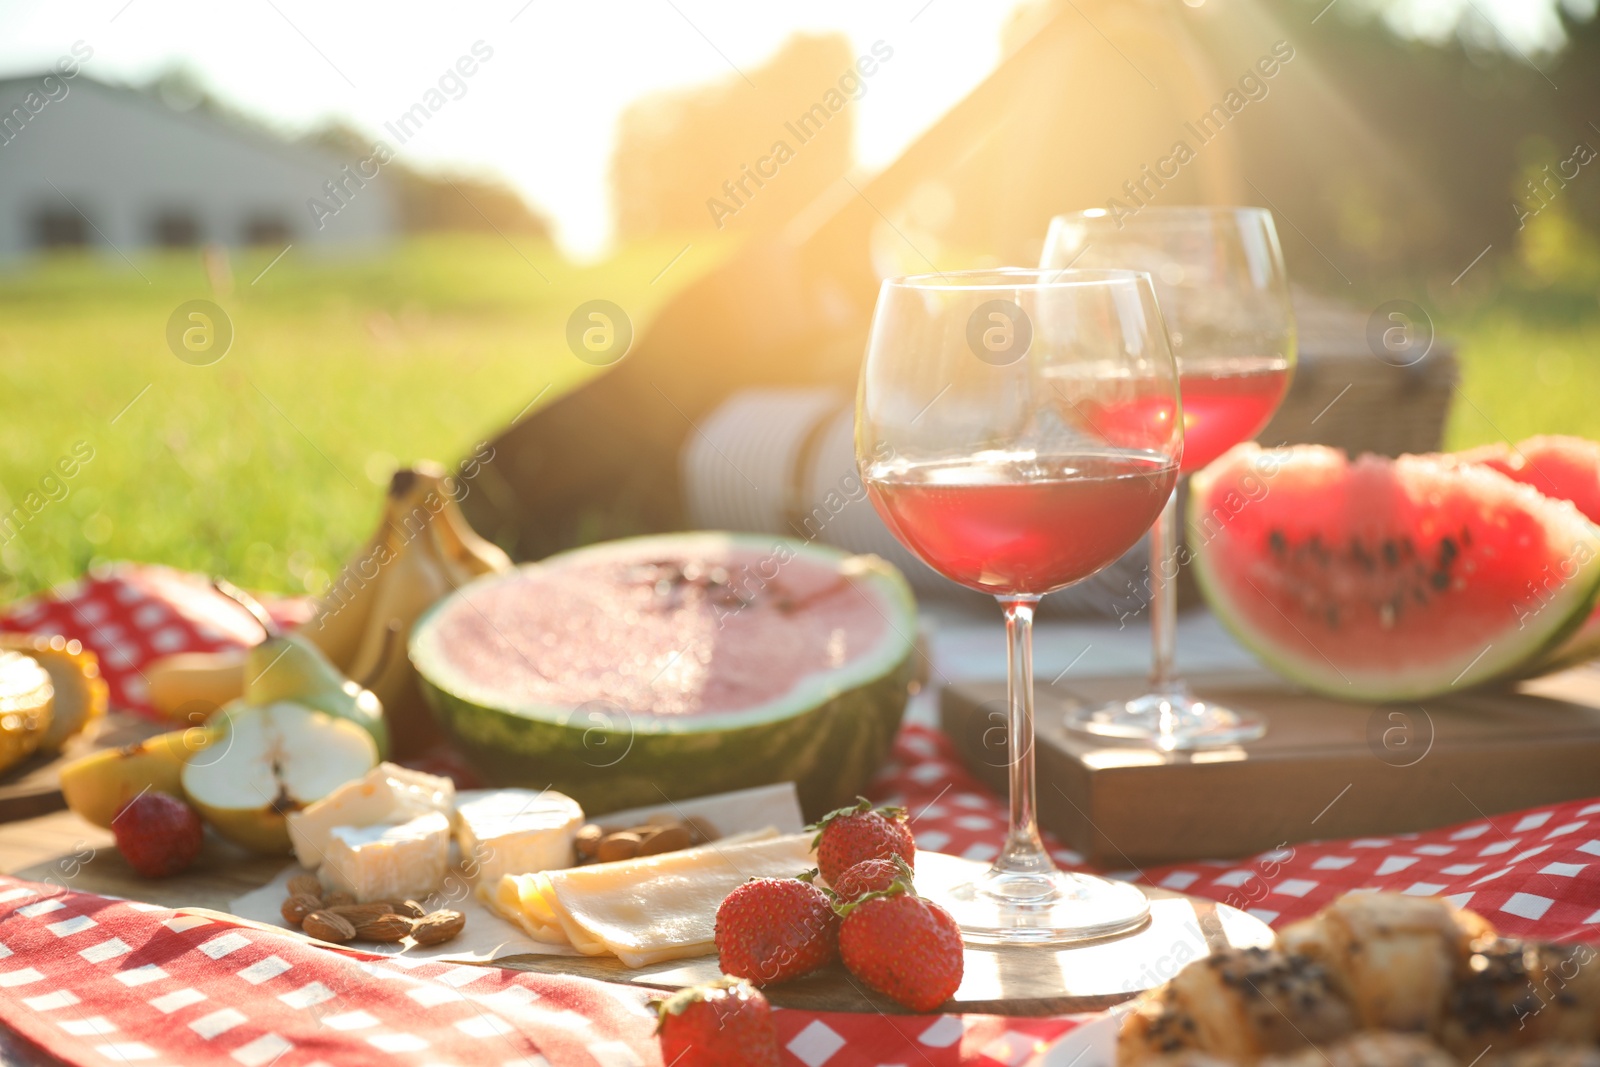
[112, 791, 203, 878]
[838, 881, 963, 1012]
[810, 796, 915, 885]
[831, 855, 911, 902]
[715, 871, 838, 986]
[655, 977, 780, 1067]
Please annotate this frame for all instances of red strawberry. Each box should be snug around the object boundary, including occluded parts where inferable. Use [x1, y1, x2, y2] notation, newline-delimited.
[655, 977, 780, 1067]
[839, 882, 963, 1012]
[112, 791, 203, 878]
[832, 855, 911, 902]
[810, 796, 914, 885]
[715, 872, 838, 986]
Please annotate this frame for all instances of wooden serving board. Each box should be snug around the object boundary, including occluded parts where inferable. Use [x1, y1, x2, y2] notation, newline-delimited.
[0, 810, 1274, 1017]
[497, 857, 1272, 1016]
[942, 667, 1600, 867]
[0, 713, 167, 824]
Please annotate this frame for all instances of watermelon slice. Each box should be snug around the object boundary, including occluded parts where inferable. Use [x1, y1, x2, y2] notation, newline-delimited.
[1452, 435, 1600, 675]
[409, 533, 918, 819]
[1189, 443, 1600, 701]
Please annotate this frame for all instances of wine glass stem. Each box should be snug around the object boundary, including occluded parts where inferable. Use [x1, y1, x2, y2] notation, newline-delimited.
[996, 594, 1052, 875]
[1148, 484, 1181, 707]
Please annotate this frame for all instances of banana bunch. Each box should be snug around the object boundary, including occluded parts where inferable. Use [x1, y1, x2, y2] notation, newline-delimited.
[146, 463, 511, 757]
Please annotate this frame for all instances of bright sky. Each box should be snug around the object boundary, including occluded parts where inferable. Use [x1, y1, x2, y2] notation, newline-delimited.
[0, 0, 1580, 258]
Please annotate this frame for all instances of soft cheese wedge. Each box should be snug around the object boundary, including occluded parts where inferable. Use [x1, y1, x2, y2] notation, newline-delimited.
[319, 810, 452, 902]
[286, 762, 454, 869]
[457, 789, 584, 886]
[488, 830, 808, 967]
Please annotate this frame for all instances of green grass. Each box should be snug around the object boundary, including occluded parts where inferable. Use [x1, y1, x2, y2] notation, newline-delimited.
[1442, 295, 1600, 451]
[1, 232, 1596, 606]
[0, 234, 729, 603]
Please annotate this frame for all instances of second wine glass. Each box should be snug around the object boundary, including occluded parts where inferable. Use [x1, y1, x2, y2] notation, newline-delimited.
[1041, 206, 1296, 750]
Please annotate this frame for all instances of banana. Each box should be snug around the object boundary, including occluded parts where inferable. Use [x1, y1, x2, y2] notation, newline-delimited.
[144, 462, 511, 755]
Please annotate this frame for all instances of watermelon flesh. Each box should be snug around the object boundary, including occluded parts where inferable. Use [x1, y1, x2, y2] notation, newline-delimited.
[1453, 435, 1600, 675]
[409, 533, 918, 819]
[1190, 444, 1600, 701]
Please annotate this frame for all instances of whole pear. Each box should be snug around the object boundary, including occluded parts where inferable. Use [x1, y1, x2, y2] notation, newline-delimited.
[242, 634, 388, 758]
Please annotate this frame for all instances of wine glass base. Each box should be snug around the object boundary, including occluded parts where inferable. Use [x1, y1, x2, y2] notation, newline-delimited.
[929, 863, 1151, 945]
[1065, 685, 1266, 751]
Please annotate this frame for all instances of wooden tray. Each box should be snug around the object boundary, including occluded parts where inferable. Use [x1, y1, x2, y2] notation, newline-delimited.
[0, 811, 1273, 1017]
[942, 668, 1600, 867]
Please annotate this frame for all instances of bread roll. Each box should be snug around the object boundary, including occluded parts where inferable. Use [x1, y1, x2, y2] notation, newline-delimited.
[1278, 893, 1495, 1030]
[1119, 947, 1355, 1066]
[1439, 940, 1600, 1056]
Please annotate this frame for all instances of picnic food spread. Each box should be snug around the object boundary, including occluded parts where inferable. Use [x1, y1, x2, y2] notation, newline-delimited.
[8, 436, 1600, 1066]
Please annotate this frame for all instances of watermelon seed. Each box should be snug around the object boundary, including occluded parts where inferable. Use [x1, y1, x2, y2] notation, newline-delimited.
[1268, 529, 1286, 556]
[1382, 540, 1400, 567]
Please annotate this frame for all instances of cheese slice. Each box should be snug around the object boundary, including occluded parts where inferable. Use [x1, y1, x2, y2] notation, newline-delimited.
[488, 830, 810, 967]
[287, 762, 454, 869]
[319, 810, 452, 902]
[457, 789, 584, 886]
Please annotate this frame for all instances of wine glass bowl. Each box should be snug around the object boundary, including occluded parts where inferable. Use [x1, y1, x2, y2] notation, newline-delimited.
[857, 268, 1181, 942]
[1041, 207, 1296, 750]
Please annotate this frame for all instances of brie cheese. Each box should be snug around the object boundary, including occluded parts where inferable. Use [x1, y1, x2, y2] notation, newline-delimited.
[287, 762, 454, 869]
[488, 830, 810, 967]
[319, 810, 452, 902]
[457, 789, 584, 885]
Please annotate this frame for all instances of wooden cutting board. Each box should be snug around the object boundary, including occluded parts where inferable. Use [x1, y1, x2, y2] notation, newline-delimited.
[0, 810, 1274, 1017]
[942, 667, 1600, 867]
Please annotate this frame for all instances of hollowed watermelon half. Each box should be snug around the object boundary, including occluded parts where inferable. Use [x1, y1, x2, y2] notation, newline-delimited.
[1189, 443, 1600, 701]
[1453, 435, 1600, 676]
[409, 533, 918, 820]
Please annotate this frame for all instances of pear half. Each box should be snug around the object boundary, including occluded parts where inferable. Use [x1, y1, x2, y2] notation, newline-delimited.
[182, 702, 377, 854]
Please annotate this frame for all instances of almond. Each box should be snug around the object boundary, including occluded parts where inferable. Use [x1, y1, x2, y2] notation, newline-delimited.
[639, 825, 691, 856]
[597, 831, 641, 863]
[286, 873, 323, 899]
[281, 893, 323, 927]
[411, 909, 465, 946]
[396, 900, 427, 920]
[685, 816, 718, 845]
[323, 891, 357, 908]
[575, 823, 603, 861]
[326, 902, 397, 924]
[353, 914, 414, 943]
[302, 910, 356, 944]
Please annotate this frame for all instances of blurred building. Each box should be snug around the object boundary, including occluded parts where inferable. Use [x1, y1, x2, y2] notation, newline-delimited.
[0, 73, 396, 260]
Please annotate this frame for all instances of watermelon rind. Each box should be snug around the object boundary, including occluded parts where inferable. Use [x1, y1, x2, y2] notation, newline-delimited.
[1188, 444, 1600, 703]
[409, 533, 918, 820]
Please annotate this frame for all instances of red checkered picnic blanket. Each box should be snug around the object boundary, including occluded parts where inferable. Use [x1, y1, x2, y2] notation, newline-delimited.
[2, 565, 1597, 1066]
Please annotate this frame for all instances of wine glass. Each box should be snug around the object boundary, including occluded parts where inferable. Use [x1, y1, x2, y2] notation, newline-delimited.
[857, 268, 1181, 943]
[1041, 207, 1296, 750]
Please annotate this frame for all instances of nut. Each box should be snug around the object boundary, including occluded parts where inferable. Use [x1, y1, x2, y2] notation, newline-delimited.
[302, 910, 356, 944]
[412, 909, 465, 946]
[396, 900, 427, 919]
[281, 893, 323, 927]
[326, 903, 398, 925]
[639, 825, 691, 856]
[353, 914, 414, 943]
[575, 823, 603, 861]
[685, 816, 718, 845]
[286, 873, 322, 899]
[596, 831, 642, 863]
[323, 891, 357, 908]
